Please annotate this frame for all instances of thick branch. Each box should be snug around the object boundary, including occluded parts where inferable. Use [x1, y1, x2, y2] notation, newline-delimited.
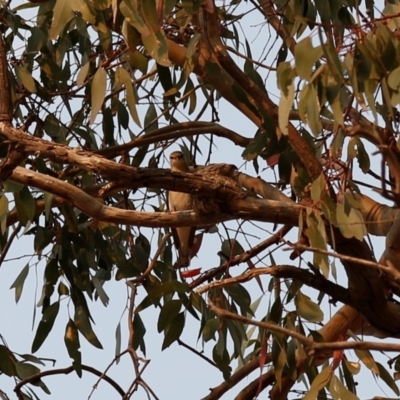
[201, 354, 272, 400]
[234, 370, 276, 400]
[201, 2, 322, 181]
[9, 166, 303, 228]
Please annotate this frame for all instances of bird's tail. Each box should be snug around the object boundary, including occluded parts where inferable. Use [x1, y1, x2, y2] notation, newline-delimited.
[176, 226, 192, 268]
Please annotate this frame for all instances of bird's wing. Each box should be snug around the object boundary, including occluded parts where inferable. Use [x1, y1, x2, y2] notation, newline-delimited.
[168, 190, 196, 267]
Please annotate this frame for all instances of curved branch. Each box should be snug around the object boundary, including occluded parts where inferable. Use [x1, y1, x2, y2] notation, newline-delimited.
[234, 370, 276, 400]
[196, 265, 351, 306]
[97, 122, 252, 159]
[209, 300, 311, 345]
[189, 225, 292, 289]
[9, 166, 303, 228]
[201, 2, 322, 181]
[14, 364, 125, 399]
[200, 354, 272, 400]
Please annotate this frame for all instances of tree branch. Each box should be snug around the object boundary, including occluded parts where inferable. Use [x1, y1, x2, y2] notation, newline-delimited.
[189, 225, 292, 289]
[234, 370, 276, 400]
[14, 364, 125, 399]
[9, 166, 304, 228]
[97, 122, 252, 159]
[200, 354, 272, 400]
[197, 265, 351, 306]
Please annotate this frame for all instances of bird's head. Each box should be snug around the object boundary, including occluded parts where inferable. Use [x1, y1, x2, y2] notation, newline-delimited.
[169, 151, 189, 172]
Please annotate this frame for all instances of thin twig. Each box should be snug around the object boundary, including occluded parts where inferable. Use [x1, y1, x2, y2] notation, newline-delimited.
[14, 364, 125, 400]
[177, 339, 217, 368]
[123, 286, 159, 400]
[190, 225, 292, 289]
[87, 350, 129, 399]
[196, 265, 350, 306]
[208, 300, 311, 345]
[0, 222, 22, 267]
[226, 46, 276, 70]
[288, 243, 400, 281]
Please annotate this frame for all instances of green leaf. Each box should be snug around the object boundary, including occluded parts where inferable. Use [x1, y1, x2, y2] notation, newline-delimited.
[241, 130, 268, 161]
[376, 361, 400, 395]
[32, 301, 60, 353]
[162, 312, 184, 350]
[157, 299, 182, 332]
[140, 0, 159, 32]
[34, 226, 54, 254]
[388, 66, 400, 90]
[133, 313, 146, 354]
[225, 284, 253, 316]
[343, 359, 360, 375]
[295, 290, 323, 322]
[278, 80, 295, 136]
[44, 114, 64, 141]
[91, 0, 110, 10]
[92, 276, 109, 306]
[304, 366, 332, 400]
[0, 194, 8, 233]
[144, 103, 158, 133]
[272, 337, 287, 389]
[329, 374, 359, 400]
[221, 239, 245, 258]
[74, 305, 103, 349]
[355, 348, 379, 374]
[15, 362, 40, 379]
[120, 0, 146, 32]
[27, 27, 46, 53]
[76, 62, 90, 86]
[19, 354, 45, 366]
[115, 67, 141, 127]
[10, 264, 29, 303]
[50, 0, 74, 39]
[355, 138, 370, 173]
[58, 281, 69, 296]
[310, 173, 326, 203]
[202, 318, 220, 342]
[336, 201, 366, 241]
[307, 210, 329, 276]
[295, 37, 323, 80]
[147, 280, 189, 297]
[0, 345, 16, 376]
[213, 336, 231, 380]
[141, 31, 170, 66]
[89, 66, 107, 124]
[14, 186, 36, 225]
[226, 319, 244, 358]
[15, 65, 36, 93]
[319, 33, 344, 85]
[70, 0, 96, 26]
[64, 319, 82, 375]
[298, 83, 322, 137]
[115, 322, 121, 363]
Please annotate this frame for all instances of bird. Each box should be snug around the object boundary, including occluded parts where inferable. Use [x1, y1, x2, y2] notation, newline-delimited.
[168, 151, 196, 268]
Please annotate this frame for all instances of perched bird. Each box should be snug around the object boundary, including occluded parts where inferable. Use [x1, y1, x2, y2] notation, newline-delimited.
[168, 151, 196, 268]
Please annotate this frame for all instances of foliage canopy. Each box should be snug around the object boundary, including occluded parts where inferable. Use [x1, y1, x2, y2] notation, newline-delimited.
[1, 0, 400, 399]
